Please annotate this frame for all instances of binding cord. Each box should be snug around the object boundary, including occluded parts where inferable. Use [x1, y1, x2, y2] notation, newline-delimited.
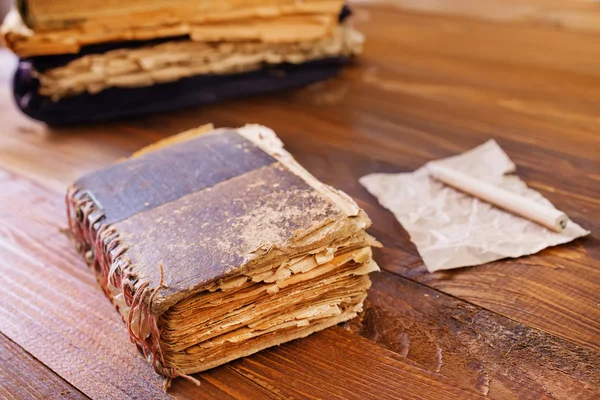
[67, 187, 202, 391]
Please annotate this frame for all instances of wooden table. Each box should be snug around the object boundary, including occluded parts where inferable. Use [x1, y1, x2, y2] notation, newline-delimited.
[1, 2, 599, 399]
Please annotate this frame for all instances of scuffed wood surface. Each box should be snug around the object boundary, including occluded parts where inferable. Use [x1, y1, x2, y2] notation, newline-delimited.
[347, 271, 600, 399]
[0, 169, 172, 400]
[0, 333, 86, 400]
[226, 328, 484, 400]
[1, 1, 599, 399]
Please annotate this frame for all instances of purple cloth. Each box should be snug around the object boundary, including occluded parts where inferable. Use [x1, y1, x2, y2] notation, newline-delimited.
[13, 57, 347, 125]
[11, 5, 353, 125]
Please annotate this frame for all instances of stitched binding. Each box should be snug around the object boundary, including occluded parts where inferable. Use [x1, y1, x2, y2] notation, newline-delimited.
[66, 186, 198, 387]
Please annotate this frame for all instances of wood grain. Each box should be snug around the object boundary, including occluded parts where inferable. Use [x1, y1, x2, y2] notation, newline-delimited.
[0, 333, 87, 400]
[227, 328, 484, 400]
[347, 271, 600, 399]
[1, 1, 600, 398]
[382, 0, 600, 34]
[0, 169, 172, 400]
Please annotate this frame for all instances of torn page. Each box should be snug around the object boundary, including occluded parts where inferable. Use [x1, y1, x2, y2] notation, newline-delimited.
[360, 140, 590, 272]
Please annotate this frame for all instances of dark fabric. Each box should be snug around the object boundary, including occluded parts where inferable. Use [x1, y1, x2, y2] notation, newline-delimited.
[13, 57, 347, 125]
[339, 4, 352, 22]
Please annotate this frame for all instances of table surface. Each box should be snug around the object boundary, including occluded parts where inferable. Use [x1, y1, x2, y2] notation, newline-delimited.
[1, 1, 599, 399]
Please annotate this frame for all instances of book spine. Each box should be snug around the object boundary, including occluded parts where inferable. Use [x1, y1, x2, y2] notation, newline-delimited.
[66, 186, 178, 382]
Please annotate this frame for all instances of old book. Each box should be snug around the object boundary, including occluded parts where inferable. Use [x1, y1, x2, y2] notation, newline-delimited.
[3, 3, 360, 124]
[66, 124, 380, 385]
[3, 0, 344, 57]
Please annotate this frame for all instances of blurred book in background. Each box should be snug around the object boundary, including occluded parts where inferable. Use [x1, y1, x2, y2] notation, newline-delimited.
[1, 1, 362, 124]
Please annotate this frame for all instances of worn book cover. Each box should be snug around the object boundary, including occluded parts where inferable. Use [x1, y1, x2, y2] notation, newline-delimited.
[66, 124, 380, 386]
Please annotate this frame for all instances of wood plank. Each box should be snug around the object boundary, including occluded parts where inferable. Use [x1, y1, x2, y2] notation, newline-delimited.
[374, 0, 600, 34]
[378, 245, 600, 351]
[0, 333, 88, 400]
[227, 327, 483, 400]
[346, 270, 600, 399]
[344, 7, 600, 351]
[353, 4, 600, 78]
[0, 52, 164, 193]
[172, 366, 278, 400]
[0, 171, 172, 400]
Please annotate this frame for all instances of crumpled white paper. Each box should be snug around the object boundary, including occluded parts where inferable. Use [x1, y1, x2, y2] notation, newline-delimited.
[360, 140, 590, 272]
